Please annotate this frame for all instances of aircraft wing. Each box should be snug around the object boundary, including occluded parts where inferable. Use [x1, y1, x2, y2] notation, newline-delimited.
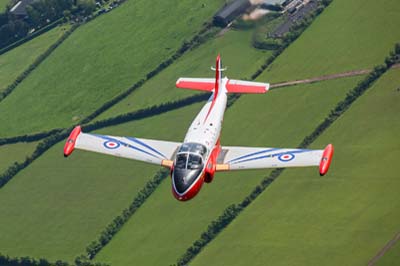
[64, 126, 179, 167]
[217, 145, 333, 175]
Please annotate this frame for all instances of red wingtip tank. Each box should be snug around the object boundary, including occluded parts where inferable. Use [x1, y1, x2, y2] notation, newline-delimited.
[63, 125, 81, 157]
[319, 144, 334, 176]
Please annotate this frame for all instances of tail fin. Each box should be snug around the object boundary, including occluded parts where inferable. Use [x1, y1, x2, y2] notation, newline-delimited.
[176, 55, 269, 94]
[213, 54, 222, 99]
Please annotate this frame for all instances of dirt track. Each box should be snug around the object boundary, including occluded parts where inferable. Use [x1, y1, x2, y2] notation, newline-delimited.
[270, 63, 400, 89]
[367, 231, 400, 266]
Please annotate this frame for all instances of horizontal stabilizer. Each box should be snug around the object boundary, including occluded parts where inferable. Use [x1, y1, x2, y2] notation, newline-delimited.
[176, 78, 214, 91]
[226, 79, 269, 94]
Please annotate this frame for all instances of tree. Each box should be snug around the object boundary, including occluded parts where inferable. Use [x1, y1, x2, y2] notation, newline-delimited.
[77, 0, 96, 16]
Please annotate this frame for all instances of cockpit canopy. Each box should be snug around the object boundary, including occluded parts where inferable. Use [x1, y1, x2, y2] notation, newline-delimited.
[173, 143, 208, 194]
[178, 142, 207, 156]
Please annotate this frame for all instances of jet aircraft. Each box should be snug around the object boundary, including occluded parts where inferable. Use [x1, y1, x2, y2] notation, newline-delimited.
[64, 55, 334, 201]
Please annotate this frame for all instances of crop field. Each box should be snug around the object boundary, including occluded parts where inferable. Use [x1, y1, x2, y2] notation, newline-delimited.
[0, 142, 38, 173]
[95, 76, 362, 265]
[96, 28, 272, 121]
[259, 0, 400, 83]
[0, 0, 225, 138]
[190, 68, 400, 266]
[0, 25, 70, 93]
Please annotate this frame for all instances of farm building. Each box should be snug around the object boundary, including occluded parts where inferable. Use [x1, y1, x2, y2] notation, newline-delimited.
[213, 0, 251, 27]
[10, 0, 35, 18]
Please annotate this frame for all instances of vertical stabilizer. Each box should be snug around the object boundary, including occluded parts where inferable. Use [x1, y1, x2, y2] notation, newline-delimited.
[214, 54, 222, 99]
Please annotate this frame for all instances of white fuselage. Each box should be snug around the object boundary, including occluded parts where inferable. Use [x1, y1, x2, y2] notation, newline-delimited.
[183, 77, 228, 156]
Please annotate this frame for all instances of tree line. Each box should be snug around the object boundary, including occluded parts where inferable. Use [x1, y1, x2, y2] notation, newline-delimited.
[174, 42, 400, 266]
[0, 252, 105, 266]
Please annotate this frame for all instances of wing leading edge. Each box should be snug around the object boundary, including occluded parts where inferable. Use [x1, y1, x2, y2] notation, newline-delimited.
[64, 126, 179, 167]
[216, 144, 334, 176]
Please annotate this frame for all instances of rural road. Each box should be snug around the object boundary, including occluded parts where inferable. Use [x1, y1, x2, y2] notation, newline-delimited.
[368, 231, 400, 266]
[270, 63, 400, 89]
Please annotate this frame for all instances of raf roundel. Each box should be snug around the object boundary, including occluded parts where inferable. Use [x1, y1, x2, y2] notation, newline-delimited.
[278, 153, 295, 162]
[103, 140, 120, 149]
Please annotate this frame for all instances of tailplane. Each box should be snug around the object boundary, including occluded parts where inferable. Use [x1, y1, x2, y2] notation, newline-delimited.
[176, 55, 269, 94]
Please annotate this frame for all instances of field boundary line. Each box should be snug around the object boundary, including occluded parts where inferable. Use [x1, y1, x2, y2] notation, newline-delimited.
[0, 24, 80, 103]
[174, 44, 400, 266]
[368, 232, 400, 266]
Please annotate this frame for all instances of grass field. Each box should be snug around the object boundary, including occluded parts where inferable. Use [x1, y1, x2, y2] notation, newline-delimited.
[95, 76, 362, 265]
[0, 0, 225, 138]
[95, 28, 272, 121]
[258, 0, 400, 83]
[0, 142, 38, 173]
[0, 25, 70, 93]
[0, 101, 207, 261]
[190, 68, 400, 266]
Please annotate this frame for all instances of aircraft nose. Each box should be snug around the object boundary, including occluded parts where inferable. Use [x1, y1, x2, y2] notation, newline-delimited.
[172, 168, 202, 194]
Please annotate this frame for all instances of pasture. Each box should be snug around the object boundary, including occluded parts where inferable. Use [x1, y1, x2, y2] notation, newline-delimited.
[190, 68, 400, 266]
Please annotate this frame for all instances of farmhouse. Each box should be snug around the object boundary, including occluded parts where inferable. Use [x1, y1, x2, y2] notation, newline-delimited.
[213, 0, 251, 27]
[9, 0, 35, 18]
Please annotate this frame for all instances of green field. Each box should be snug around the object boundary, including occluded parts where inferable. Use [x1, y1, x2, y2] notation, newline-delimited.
[0, 25, 70, 93]
[190, 68, 400, 266]
[259, 0, 400, 83]
[95, 76, 362, 265]
[0, 0, 225, 138]
[0, 100, 212, 261]
[96, 28, 272, 121]
[0, 142, 38, 173]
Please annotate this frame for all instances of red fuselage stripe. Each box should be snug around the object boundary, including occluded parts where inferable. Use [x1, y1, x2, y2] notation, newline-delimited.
[204, 55, 221, 123]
